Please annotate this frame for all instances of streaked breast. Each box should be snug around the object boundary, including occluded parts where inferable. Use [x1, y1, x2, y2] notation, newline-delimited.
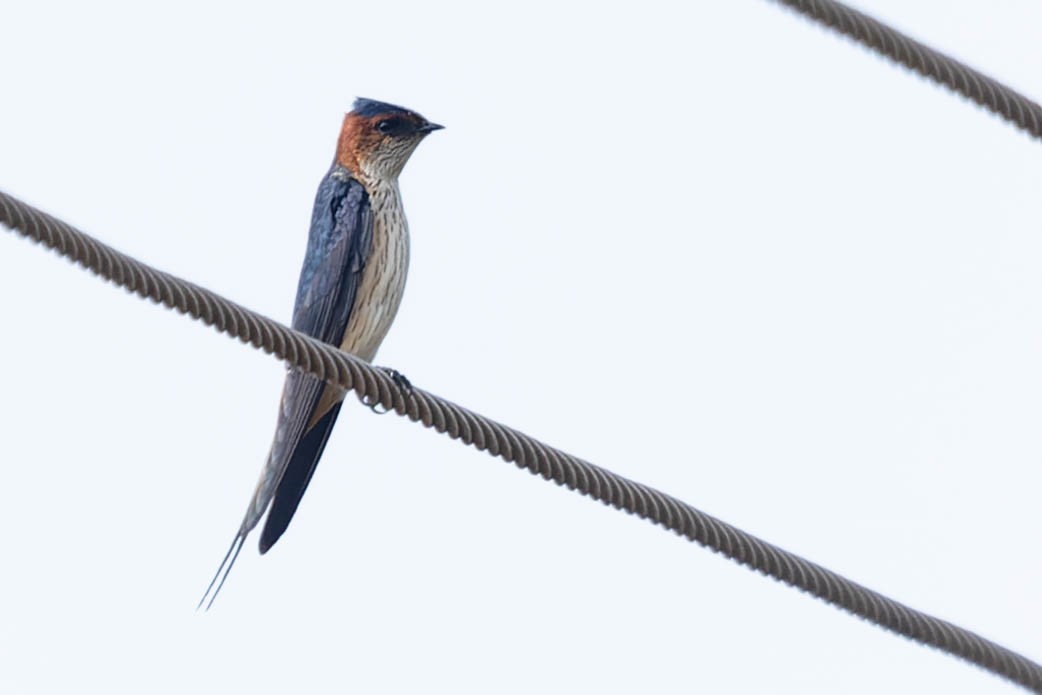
[340, 181, 410, 363]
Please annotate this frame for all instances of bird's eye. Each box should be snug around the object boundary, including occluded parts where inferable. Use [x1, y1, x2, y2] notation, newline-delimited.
[377, 118, 400, 134]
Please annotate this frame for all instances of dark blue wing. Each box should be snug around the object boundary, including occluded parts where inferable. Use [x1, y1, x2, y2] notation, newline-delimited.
[198, 167, 372, 609]
[254, 168, 373, 547]
[291, 169, 373, 342]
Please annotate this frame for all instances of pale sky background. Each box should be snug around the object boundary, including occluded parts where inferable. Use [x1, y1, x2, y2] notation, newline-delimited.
[1, 1, 1041, 693]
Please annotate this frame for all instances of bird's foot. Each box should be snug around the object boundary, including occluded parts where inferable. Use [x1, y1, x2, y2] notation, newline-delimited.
[364, 367, 413, 414]
[380, 367, 413, 394]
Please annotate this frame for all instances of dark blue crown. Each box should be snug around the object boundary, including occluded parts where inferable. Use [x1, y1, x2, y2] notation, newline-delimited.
[351, 97, 412, 118]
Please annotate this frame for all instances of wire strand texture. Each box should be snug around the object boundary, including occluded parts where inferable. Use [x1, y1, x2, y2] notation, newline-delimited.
[2, 189, 1040, 691]
[772, 0, 1042, 141]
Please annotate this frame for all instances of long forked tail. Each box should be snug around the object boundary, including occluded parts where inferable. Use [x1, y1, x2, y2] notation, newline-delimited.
[197, 531, 247, 611]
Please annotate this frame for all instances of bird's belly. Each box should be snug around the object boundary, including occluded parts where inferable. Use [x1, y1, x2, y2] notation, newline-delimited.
[339, 201, 410, 363]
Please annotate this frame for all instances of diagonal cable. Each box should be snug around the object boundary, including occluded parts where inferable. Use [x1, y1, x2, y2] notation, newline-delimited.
[2, 190, 1041, 690]
[769, 0, 1042, 141]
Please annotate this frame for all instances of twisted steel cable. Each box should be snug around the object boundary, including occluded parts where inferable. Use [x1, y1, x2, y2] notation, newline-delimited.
[3, 190, 1042, 690]
[771, 0, 1042, 141]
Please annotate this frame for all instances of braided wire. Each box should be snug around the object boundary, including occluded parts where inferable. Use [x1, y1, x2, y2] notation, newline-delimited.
[3, 191, 1041, 690]
[771, 0, 1042, 141]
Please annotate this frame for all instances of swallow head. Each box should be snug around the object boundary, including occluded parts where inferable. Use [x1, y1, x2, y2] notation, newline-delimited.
[336, 98, 443, 182]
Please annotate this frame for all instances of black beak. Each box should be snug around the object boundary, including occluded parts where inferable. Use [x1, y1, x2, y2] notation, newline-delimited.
[417, 121, 444, 133]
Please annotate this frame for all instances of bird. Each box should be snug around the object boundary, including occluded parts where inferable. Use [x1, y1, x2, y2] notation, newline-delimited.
[199, 98, 442, 609]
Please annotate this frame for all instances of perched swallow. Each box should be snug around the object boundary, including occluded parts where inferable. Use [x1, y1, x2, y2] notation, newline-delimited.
[199, 98, 442, 609]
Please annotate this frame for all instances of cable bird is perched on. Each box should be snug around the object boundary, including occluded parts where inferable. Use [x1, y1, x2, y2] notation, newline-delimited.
[200, 98, 442, 609]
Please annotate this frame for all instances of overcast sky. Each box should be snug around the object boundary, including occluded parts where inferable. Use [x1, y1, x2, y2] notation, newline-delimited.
[2, 1, 1041, 693]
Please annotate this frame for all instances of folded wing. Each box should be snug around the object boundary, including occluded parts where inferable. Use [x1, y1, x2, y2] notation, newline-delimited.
[199, 168, 372, 608]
